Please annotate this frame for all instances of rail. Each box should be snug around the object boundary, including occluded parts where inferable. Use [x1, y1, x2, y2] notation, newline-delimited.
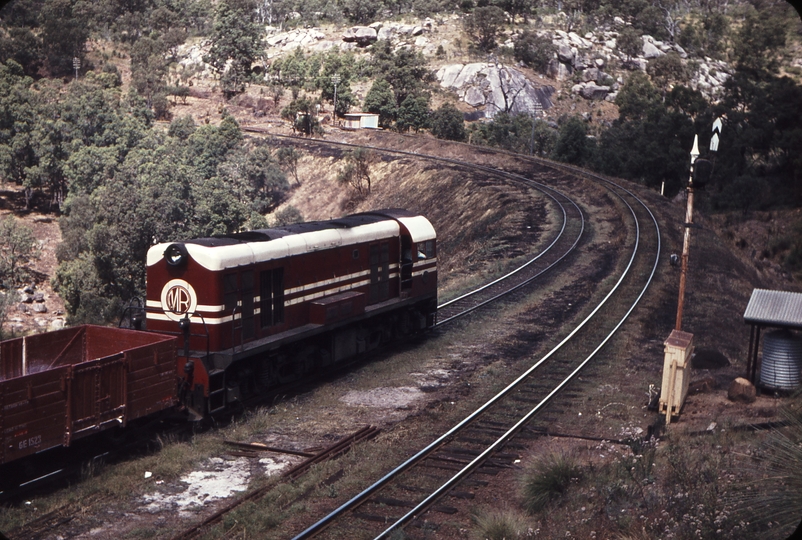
[276, 138, 661, 539]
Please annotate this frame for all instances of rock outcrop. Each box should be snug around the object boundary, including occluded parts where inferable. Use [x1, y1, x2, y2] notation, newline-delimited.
[543, 25, 729, 102]
[263, 28, 334, 55]
[436, 63, 554, 118]
[342, 26, 378, 46]
[579, 83, 612, 100]
[173, 13, 733, 111]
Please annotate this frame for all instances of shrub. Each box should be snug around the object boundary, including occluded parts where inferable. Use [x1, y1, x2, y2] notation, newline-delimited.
[0, 290, 18, 339]
[514, 30, 556, 74]
[430, 103, 465, 141]
[273, 206, 303, 226]
[551, 116, 590, 166]
[0, 216, 36, 287]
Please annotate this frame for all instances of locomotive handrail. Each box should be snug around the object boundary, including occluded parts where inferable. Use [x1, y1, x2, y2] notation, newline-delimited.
[120, 305, 212, 359]
[118, 297, 146, 330]
[180, 311, 211, 360]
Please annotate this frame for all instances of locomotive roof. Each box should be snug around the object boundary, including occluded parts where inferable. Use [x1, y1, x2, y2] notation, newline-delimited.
[184, 213, 391, 248]
[146, 210, 435, 271]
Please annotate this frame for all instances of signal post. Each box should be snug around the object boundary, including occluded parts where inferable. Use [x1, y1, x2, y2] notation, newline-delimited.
[659, 119, 722, 424]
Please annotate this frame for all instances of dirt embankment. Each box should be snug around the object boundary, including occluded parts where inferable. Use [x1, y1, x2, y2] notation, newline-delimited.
[0, 188, 67, 336]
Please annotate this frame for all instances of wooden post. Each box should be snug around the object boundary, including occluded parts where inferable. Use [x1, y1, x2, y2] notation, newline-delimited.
[665, 359, 677, 424]
[746, 324, 755, 381]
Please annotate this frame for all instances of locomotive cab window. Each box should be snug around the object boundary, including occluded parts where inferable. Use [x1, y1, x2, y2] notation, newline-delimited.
[223, 273, 238, 311]
[417, 240, 436, 260]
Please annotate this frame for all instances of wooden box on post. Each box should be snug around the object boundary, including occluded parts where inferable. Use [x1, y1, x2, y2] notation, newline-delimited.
[659, 329, 694, 423]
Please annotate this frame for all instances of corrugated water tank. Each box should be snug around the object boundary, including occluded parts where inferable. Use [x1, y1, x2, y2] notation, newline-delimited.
[760, 329, 802, 391]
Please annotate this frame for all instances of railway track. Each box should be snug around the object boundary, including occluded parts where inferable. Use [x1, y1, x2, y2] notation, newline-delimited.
[435, 180, 582, 325]
[150, 131, 658, 539]
[253, 136, 662, 539]
[138, 131, 590, 540]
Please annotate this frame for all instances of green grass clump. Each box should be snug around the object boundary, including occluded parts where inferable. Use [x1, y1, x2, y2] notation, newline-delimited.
[521, 452, 581, 514]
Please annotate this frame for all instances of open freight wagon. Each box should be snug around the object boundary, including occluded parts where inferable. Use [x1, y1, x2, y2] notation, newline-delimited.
[0, 325, 177, 465]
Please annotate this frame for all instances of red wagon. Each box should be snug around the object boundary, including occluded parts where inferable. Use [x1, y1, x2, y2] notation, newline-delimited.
[0, 325, 177, 465]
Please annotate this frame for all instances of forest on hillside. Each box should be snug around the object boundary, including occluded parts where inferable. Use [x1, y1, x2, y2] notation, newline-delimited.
[0, 0, 801, 325]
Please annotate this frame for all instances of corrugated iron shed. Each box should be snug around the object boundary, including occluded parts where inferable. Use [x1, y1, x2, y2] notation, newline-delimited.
[743, 289, 802, 329]
[743, 289, 802, 384]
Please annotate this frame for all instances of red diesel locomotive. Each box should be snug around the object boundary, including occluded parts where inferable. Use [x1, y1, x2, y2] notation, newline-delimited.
[0, 209, 436, 466]
[145, 208, 437, 417]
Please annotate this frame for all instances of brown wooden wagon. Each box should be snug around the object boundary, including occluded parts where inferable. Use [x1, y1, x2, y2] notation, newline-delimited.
[0, 325, 177, 465]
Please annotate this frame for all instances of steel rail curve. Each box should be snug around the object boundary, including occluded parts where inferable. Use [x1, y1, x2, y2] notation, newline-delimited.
[372, 183, 661, 539]
[137, 132, 589, 540]
[274, 136, 661, 539]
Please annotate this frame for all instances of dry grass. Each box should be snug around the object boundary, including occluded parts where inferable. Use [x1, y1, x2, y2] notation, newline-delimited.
[471, 508, 535, 539]
[521, 452, 582, 514]
[727, 396, 802, 538]
[505, 425, 782, 539]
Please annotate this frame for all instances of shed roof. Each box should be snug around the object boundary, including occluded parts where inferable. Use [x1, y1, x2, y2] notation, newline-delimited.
[743, 289, 802, 329]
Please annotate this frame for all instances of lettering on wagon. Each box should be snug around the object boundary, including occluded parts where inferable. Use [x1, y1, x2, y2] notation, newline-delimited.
[3, 399, 30, 411]
[17, 434, 42, 450]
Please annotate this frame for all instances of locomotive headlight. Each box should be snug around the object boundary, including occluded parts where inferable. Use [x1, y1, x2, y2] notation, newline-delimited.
[164, 243, 188, 267]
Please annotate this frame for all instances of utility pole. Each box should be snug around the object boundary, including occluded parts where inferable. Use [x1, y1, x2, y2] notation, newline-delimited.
[331, 74, 341, 127]
[73, 57, 80, 80]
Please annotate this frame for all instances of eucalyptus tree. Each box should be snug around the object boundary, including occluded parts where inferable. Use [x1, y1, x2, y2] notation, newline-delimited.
[363, 79, 398, 128]
[430, 103, 465, 141]
[204, 1, 263, 97]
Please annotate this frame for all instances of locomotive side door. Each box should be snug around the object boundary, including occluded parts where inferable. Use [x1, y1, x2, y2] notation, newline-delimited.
[224, 271, 255, 348]
[260, 268, 285, 329]
[369, 242, 390, 303]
